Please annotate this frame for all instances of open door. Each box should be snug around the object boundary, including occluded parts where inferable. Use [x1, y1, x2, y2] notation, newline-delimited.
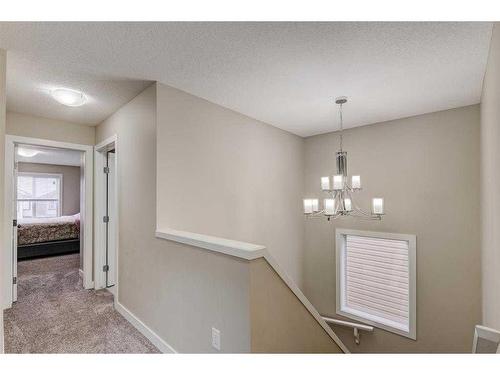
[105, 150, 116, 288]
[94, 135, 117, 291]
[12, 147, 18, 303]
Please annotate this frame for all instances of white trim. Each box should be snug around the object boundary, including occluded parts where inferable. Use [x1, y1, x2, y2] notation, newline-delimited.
[94, 148, 106, 290]
[4, 139, 14, 306]
[155, 229, 266, 260]
[115, 301, 176, 353]
[335, 228, 417, 340]
[3, 135, 93, 308]
[472, 325, 500, 353]
[155, 227, 349, 353]
[107, 285, 116, 296]
[6, 136, 92, 152]
[95, 134, 117, 152]
[94, 134, 119, 292]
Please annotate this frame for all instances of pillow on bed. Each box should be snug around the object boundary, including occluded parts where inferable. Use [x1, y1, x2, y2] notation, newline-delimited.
[73, 213, 81, 230]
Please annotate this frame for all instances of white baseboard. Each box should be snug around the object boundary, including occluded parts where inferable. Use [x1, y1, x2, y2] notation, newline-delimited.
[80, 269, 95, 289]
[115, 301, 177, 353]
[107, 285, 116, 296]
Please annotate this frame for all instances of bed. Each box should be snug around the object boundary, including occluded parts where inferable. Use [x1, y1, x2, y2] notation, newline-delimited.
[17, 214, 80, 260]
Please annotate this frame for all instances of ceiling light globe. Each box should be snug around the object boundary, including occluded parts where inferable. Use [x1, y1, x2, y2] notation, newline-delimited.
[51, 88, 87, 107]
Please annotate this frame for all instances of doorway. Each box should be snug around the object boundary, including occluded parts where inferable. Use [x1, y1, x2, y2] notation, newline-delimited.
[94, 135, 118, 293]
[3, 135, 93, 308]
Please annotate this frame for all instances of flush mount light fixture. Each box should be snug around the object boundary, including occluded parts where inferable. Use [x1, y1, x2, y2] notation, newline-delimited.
[51, 88, 87, 107]
[303, 97, 385, 221]
[17, 147, 40, 158]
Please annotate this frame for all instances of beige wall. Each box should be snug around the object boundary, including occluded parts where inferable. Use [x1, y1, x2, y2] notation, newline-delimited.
[156, 83, 305, 287]
[96, 84, 252, 353]
[17, 163, 81, 216]
[303, 105, 481, 352]
[480, 22, 500, 330]
[6, 111, 95, 145]
[250, 258, 342, 353]
[0, 49, 6, 353]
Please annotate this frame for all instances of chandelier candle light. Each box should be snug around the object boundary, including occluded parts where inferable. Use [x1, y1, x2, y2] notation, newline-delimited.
[303, 97, 384, 220]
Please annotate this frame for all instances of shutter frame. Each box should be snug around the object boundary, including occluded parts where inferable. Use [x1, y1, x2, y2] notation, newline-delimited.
[336, 228, 417, 340]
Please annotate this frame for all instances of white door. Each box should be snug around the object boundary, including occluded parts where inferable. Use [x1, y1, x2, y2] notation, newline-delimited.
[106, 151, 116, 288]
[12, 151, 18, 302]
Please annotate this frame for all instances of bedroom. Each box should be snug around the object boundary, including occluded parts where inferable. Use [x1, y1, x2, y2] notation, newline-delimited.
[13, 144, 83, 302]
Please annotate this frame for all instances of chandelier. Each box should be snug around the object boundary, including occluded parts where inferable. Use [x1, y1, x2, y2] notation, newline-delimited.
[303, 97, 384, 220]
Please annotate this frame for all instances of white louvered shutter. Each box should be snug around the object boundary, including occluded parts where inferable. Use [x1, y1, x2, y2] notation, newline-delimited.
[341, 234, 410, 333]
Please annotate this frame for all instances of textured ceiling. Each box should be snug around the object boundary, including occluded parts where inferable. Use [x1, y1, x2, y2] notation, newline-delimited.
[16, 145, 82, 166]
[0, 22, 493, 136]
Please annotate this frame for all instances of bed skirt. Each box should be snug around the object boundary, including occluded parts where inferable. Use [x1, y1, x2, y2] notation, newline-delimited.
[17, 239, 80, 260]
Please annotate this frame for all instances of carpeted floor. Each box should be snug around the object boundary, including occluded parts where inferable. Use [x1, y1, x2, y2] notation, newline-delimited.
[3, 253, 160, 353]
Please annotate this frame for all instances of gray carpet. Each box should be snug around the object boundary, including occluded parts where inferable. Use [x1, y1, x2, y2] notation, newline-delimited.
[3, 253, 160, 353]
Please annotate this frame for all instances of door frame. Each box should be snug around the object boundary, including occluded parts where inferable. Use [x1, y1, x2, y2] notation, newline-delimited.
[94, 134, 118, 292]
[3, 135, 94, 309]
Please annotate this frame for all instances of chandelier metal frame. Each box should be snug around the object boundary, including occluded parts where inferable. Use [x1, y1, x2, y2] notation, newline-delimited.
[303, 96, 384, 221]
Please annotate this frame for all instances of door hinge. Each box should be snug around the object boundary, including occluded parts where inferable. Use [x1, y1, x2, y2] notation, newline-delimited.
[13, 219, 17, 226]
[103, 215, 109, 223]
[103, 166, 110, 174]
[103, 265, 109, 272]
[13, 276, 17, 285]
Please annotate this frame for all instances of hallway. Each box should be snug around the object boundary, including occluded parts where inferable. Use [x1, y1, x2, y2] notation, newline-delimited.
[3, 254, 159, 353]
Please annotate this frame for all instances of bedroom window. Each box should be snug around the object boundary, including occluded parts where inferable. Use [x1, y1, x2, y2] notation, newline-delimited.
[336, 228, 416, 339]
[17, 173, 62, 218]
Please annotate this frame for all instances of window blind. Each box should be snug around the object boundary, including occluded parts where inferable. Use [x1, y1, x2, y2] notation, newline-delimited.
[17, 173, 62, 218]
[343, 234, 410, 332]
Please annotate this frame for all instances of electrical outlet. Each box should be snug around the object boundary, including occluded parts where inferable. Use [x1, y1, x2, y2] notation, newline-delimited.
[211, 327, 221, 351]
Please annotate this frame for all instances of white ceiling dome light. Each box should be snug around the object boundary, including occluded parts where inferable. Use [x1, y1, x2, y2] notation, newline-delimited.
[17, 147, 40, 158]
[51, 88, 87, 107]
